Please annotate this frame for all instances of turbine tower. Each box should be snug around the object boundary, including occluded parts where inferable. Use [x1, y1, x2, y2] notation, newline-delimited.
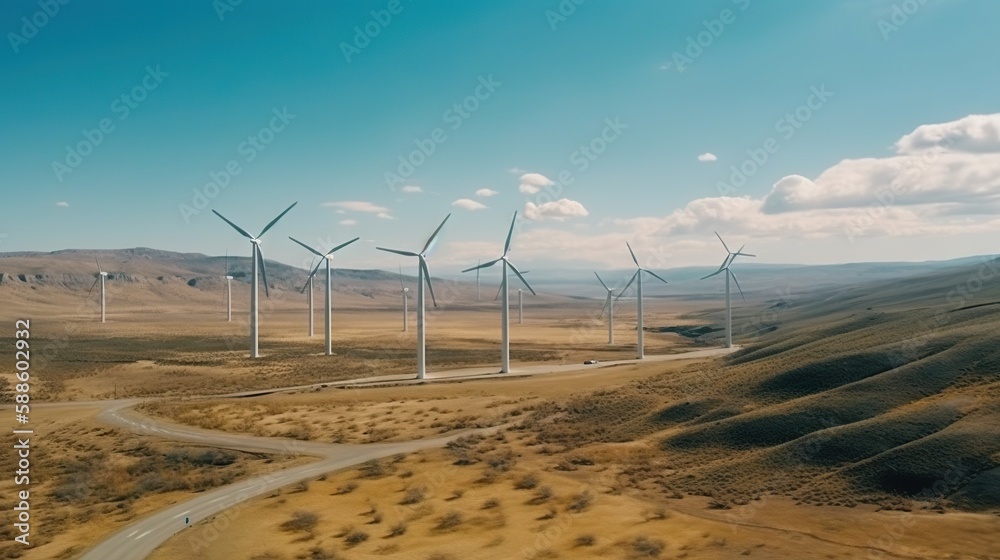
[88, 257, 108, 323]
[518, 289, 523, 324]
[224, 251, 233, 322]
[594, 272, 621, 344]
[463, 211, 534, 374]
[399, 264, 409, 332]
[476, 259, 481, 301]
[290, 236, 360, 356]
[212, 202, 297, 358]
[700, 232, 755, 348]
[376, 214, 451, 379]
[616, 242, 668, 359]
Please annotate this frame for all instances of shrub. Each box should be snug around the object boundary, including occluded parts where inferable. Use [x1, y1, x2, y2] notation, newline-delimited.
[574, 534, 596, 547]
[387, 521, 407, 537]
[400, 486, 425, 505]
[514, 473, 539, 490]
[567, 491, 593, 512]
[632, 536, 665, 557]
[434, 511, 463, 531]
[344, 530, 369, 546]
[482, 498, 501, 509]
[280, 510, 318, 533]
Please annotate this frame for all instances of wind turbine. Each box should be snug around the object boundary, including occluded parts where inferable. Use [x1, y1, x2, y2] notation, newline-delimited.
[399, 264, 409, 332]
[616, 242, 668, 359]
[594, 272, 621, 344]
[700, 232, 755, 348]
[463, 211, 534, 373]
[376, 214, 451, 379]
[224, 251, 233, 322]
[212, 202, 297, 358]
[303, 257, 316, 337]
[88, 257, 108, 323]
[476, 259, 481, 301]
[289, 236, 360, 356]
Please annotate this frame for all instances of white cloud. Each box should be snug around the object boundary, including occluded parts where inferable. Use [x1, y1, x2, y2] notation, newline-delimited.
[323, 201, 390, 214]
[376, 212, 395, 220]
[508, 167, 526, 174]
[524, 198, 589, 221]
[518, 173, 555, 194]
[698, 152, 718, 162]
[401, 185, 423, 193]
[56, 201, 69, 207]
[339, 219, 357, 226]
[452, 198, 487, 211]
[475, 188, 498, 197]
[895, 113, 1000, 155]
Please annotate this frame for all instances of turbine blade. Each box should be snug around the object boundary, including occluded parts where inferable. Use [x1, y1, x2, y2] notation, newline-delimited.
[729, 269, 746, 302]
[503, 211, 517, 256]
[377, 247, 419, 257]
[626, 241, 640, 267]
[494, 281, 503, 302]
[327, 236, 360, 255]
[225, 250, 229, 275]
[736, 252, 756, 258]
[419, 257, 438, 307]
[507, 261, 535, 295]
[462, 258, 500, 273]
[594, 271, 610, 291]
[288, 236, 325, 258]
[644, 269, 669, 285]
[399, 264, 405, 291]
[257, 247, 270, 298]
[715, 231, 731, 254]
[700, 268, 725, 280]
[212, 210, 255, 240]
[301, 258, 323, 293]
[95, 257, 103, 273]
[616, 270, 639, 301]
[257, 202, 298, 238]
[421, 213, 451, 255]
[598, 297, 609, 320]
[88, 277, 100, 295]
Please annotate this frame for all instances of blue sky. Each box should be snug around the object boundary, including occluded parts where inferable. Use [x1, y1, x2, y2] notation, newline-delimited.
[2, 0, 999, 274]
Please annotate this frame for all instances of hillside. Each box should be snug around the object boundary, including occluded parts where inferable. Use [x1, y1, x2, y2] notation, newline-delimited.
[529, 257, 1000, 512]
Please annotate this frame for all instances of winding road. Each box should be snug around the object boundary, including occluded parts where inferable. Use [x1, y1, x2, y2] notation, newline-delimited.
[55, 347, 739, 559]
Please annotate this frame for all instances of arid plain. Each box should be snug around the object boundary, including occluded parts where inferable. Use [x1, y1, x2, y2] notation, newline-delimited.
[1, 249, 999, 559]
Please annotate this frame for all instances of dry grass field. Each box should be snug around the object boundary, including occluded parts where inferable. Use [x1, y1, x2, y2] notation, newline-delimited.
[1, 251, 999, 559]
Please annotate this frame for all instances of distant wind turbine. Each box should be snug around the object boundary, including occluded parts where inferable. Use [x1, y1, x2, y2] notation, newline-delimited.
[212, 202, 298, 358]
[376, 214, 451, 379]
[464, 211, 534, 373]
[224, 250, 233, 322]
[616, 242, 668, 359]
[399, 264, 409, 332]
[594, 272, 622, 344]
[290, 236, 360, 356]
[701, 232, 755, 348]
[88, 257, 108, 323]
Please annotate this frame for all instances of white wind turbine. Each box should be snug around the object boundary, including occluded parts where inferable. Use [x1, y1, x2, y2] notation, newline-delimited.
[594, 272, 623, 344]
[304, 257, 315, 337]
[464, 211, 534, 374]
[212, 202, 298, 358]
[399, 264, 409, 332]
[616, 242, 669, 359]
[224, 251, 233, 322]
[376, 214, 451, 379]
[700, 232, 755, 349]
[88, 257, 108, 323]
[290, 236, 360, 356]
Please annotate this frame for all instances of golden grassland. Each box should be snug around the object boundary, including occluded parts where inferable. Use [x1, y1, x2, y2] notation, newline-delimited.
[3, 257, 1000, 559]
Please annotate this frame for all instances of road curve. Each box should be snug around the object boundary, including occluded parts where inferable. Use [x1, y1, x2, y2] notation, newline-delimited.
[76, 346, 739, 559]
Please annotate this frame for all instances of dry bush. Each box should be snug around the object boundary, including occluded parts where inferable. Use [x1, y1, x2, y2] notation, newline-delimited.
[344, 530, 369, 547]
[631, 536, 665, 557]
[514, 473, 539, 490]
[334, 482, 358, 495]
[386, 521, 407, 537]
[481, 497, 501, 509]
[574, 534, 596, 547]
[434, 511, 464, 531]
[528, 485, 554, 505]
[567, 490, 593, 512]
[279, 510, 318, 533]
[359, 459, 389, 479]
[400, 486, 426, 505]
